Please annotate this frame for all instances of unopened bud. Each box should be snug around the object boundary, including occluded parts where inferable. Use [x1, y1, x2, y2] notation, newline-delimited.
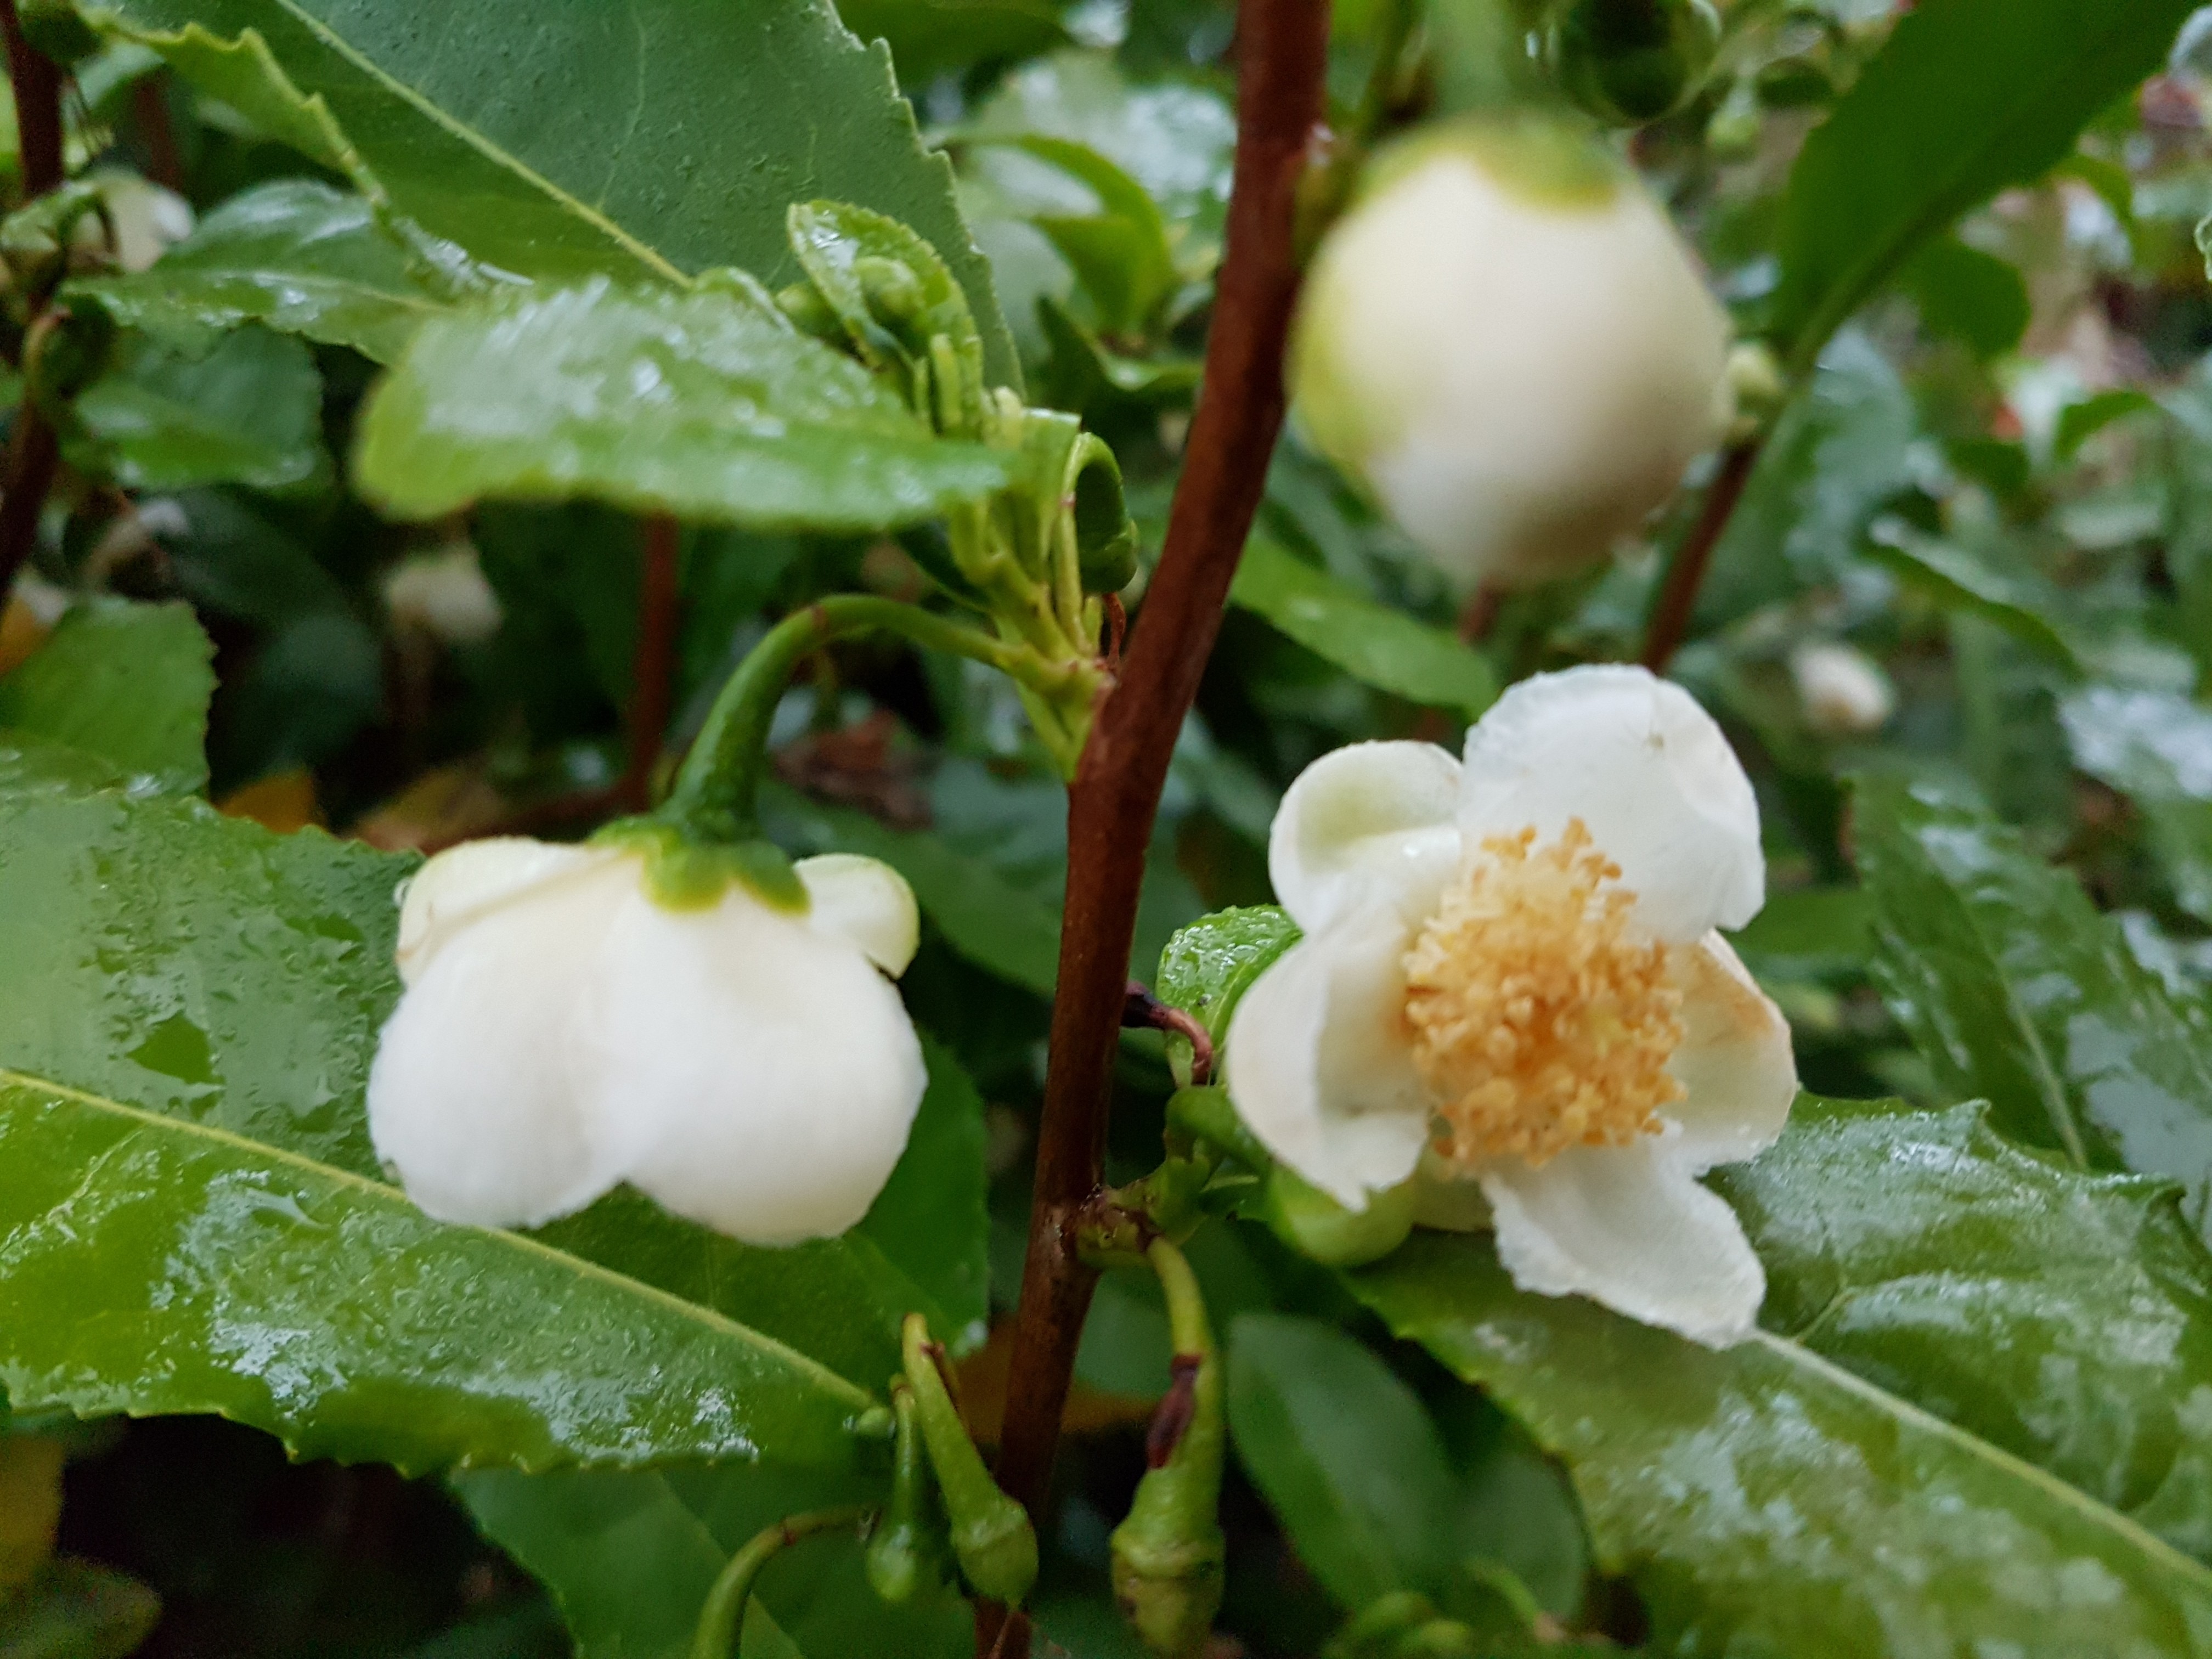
[900, 1314, 1037, 1606]
[1260, 1163, 1414, 1267]
[1790, 642, 1894, 736]
[1290, 116, 1731, 591]
[865, 1383, 951, 1604]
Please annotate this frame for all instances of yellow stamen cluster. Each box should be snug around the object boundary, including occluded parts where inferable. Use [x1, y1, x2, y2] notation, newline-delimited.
[1402, 819, 1684, 1167]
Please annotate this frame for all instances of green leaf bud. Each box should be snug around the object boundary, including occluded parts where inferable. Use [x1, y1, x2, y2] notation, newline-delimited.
[1544, 0, 1721, 127]
[854, 255, 928, 328]
[1259, 1163, 1415, 1267]
[901, 1314, 1037, 1605]
[774, 280, 845, 343]
[864, 1384, 952, 1604]
[1110, 1241, 1226, 1657]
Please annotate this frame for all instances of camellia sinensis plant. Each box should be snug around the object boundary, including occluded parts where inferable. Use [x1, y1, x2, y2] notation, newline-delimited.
[2, 0, 2212, 1655]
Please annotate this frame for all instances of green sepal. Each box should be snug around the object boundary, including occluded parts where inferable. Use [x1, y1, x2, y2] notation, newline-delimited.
[865, 1383, 954, 1605]
[1109, 1240, 1227, 1657]
[1258, 1164, 1416, 1268]
[589, 818, 808, 913]
[900, 1313, 1037, 1605]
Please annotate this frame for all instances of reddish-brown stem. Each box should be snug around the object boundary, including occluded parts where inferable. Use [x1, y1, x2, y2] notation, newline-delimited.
[1638, 439, 1759, 674]
[0, 5, 67, 607]
[3, 4, 64, 201]
[132, 76, 184, 192]
[982, 0, 1329, 1651]
[621, 513, 682, 812]
[1457, 581, 1504, 645]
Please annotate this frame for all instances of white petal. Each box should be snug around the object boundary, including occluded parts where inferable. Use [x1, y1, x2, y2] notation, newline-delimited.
[1224, 912, 1432, 1208]
[797, 853, 919, 977]
[1268, 740, 1463, 933]
[1480, 1135, 1765, 1347]
[396, 836, 622, 986]
[369, 857, 636, 1227]
[1664, 932, 1797, 1172]
[1457, 665, 1761, 942]
[589, 884, 928, 1245]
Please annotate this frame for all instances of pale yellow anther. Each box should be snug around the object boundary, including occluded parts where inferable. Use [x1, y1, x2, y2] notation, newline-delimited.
[1401, 819, 1683, 1168]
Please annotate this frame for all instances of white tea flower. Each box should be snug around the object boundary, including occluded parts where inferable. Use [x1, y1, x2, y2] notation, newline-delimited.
[1224, 665, 1796, 1346]
[1791, 641, 1895, 736]
[383, 545, 504, 646]
[368, 837, 926, 1244]
[1289, 119, 1731, 591]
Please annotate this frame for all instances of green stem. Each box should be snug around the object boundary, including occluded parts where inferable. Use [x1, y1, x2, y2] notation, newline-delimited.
[665, 595, 1081, 838]
[689, 1506, 869, 1659]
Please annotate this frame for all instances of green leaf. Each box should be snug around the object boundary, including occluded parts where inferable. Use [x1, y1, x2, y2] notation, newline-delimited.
[2060, 685, 2212, 926]
[1728, 885, 1870, 980]
[352, 279, 1012, 529]
[0, 599, 213, 795]
[72, 326, 330, 494]
[1226, 1312, 1462, 1612]
[1153, 904, 1301, 1073]
[66, 179, 454, 364]
[1231, 538, 1497, 719]
[0, 1068, 877, 1474]
[1768, 0, 2199, 369]
[80, 0, 1020, 387]
[1863, 521, 2083, 671]
[0, 1559, 162, 1659]
[1351, 1231, 2212, 1658]
[1901, 236, 2029, 361]
[456, 1462, 972, 1659]
[985, 136, 1177, 335]
[1853, 772, 2212, 1238]
[1713, 1094, 2212, 1562]
[835, 0, 1069, 82]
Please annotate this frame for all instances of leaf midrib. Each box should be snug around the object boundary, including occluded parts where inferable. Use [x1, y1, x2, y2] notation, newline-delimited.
[1782, 8, 2156, 370]
[259, 0, 685, 284]
[0, 1067, 874, 1413]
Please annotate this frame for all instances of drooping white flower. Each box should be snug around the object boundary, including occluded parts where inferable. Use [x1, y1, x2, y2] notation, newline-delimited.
[1224, 665, 1796, 1346]
[1289, 119, 1732, 591]
[383, 544, 504, 646]
[1791, 641, 1895, 736]
[368, 836, 927, 1244]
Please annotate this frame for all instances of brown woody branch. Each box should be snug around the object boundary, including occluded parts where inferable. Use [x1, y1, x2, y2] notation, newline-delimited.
[1638, 438, 1759, 674]
[0, 3, 68, 607]
[983, 0, 1331, 1650]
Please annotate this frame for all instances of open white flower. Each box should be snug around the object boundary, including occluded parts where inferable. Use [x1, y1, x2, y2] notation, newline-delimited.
[1224, 665, 1796, 1346]
[368, 836, 926, 1244]
[1289, 119, 1731, 591]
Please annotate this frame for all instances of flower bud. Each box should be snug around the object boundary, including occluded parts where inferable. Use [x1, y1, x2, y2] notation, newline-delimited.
[1545, 0, 1722, 127]
[900, 1315, 1037, 1606]
[865, 1384, 952, 1604]
[1790, 641, 1894, 736]
[367, 833, 926, 1242]
[1259, 1163, 1415, 1267]
[383, 544, 504, 646]
[1290, 117, 1731, 591]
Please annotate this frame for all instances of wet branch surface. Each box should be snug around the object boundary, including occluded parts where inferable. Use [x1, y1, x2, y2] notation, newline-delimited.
[983, 0, 1331, 1649]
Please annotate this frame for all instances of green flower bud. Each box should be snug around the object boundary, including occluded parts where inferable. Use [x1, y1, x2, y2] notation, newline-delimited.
[1260, 1163, 1415, 1267]
[865, 1383, 952, 1604]
[1289, 116, 1731, 592]
[1545, 0, 1721, 127]
[901, 1314, 1037, 1606]
[1110, 1241, 1226, 1657]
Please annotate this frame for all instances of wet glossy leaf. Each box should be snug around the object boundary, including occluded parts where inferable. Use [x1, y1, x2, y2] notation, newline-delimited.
[1153, 904, 1301, 1073]
[1853, 774, 2212, 1238]
[1231, 538, 1497, 719]
[2061, 685, 2212, 925]
[1352, 1230, 2212, 1658]
[353, 279, 1011, 529]
[1712, 1094, 2212, 1561]
[67, 180, 454, 364]
[1226, 1313, 1462, 1612]
[80, 0, 1020, 387]
[0, 599, 212, 795]
[986, 136, 1178, 335]
[0, 1069, 876, 1474]
[1768, 0, 2198, 369]
[72, 326, 329, 494]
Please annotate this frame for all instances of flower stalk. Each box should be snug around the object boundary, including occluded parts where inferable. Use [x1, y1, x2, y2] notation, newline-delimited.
[689, 1507, 871, 1659]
